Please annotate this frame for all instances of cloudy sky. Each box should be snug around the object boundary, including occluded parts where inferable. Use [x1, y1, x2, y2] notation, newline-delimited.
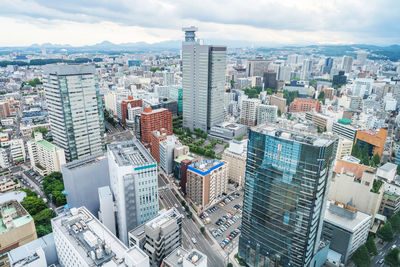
[1, 0, 399, 46]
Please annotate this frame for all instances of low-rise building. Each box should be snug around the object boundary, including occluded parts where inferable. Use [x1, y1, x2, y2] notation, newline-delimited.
[27, 132, 66, 176]
[376, 163, 397, 182]
[305, 111, 334, 132]
[0, 200, 37, 267]
[328, 169, 384, 226]
[128, 208, 183, 266]
[161, 247, 208, 267]
[289, 98, 321, 113]
[209, 122, 247, 140]
[51, 206, 149, 267]
[336, 138, 353, 160]
[187, 159, 228, 212]
[322, 201, 371, 264]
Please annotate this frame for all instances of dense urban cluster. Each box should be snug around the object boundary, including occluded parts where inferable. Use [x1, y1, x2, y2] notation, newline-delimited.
[0, 26, 400, 267]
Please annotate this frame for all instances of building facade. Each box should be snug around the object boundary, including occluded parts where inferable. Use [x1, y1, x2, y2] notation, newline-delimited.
[187, 159, 228, 211]
[27, 132, 66, 176]
[43, 65, 105, 161]
[108, 140, 159, 245]
[141, 107, 172, 146]
[222, 140, 247, 188]
[238, 125, 336, 267]
[129, 208, 183, 267]
[355, 128, 388, 158]
[257, 104, 278, 125]
[289, 98, 322, 113]
[182, 27, 227, 131]
[239, 99, 261, 127]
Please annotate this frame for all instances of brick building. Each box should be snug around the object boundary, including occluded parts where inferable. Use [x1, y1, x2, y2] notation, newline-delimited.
[289, 98, 321, 113]
[140, 107, 172, 146]
[180, 159, 192, 194]
[150, 129, 169, 163]
[121, 97, 142, 127]
[355, 128, 388, 158]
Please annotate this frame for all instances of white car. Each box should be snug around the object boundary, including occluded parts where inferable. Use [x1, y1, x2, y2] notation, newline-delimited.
[191, 238, 197, 244]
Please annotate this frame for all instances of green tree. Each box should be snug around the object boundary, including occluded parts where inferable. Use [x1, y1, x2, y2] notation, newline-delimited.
[390, 214, 400, 232]
[277, 109, 282, 117]
[397, 164, 400, 175]
[230, 80, 235, 88]
[318, 91, 325, 100]
[227, 263, 233, 267]
[33, 208, 56, 226]
[385, 248, 400, 267]
[31, 126, 48, 138]
[372, 153, 380, 166]
[42, 172, 66, 207]
[21, 196, 47, 215]
[351, 244, 370, 267]
[200, 227, 205, 234]
[36, 223, 53, 237]
[377, 221, 394, 242]
[18, 188, 37, 197]
[181, 200, 186, 206]
[365, 236, 378, 256]
[352, 144, 360, 158]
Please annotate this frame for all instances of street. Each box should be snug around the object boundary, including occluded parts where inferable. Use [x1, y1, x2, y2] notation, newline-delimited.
[158, 174, 225, 267]
[371, 234, 400, 266]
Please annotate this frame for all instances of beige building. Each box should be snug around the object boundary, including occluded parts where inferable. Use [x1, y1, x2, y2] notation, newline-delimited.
[336, 138, 353, 160]
[27, 132, 66, 176]
[0, 200, 37, 267]
[187, 159, 228, 212]
[269, 95, 287, 114]
[328, 169, 384, 227]
[222, 139, 247, 187]
[0, 178, 20, 193]
[239, 99, 261, 127]
[305, 111, 334, 132]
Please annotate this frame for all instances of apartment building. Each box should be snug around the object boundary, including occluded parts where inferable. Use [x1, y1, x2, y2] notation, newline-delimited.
[187, 159, 228, 211]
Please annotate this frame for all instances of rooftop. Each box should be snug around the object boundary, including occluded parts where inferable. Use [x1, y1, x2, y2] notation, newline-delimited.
[36, 139, 63, 151]
[0, 190, 26, 203]
[188, 159, 224, 176]
[174, 154, 195, 164]
[108, 140, 156, 167]
[43, 64, 95, 76]
[63, 153, 107, 170]
[145, 208, 181, 230]
[379, 162, 397, 172]
[0, 200, 33, 234]
[253, 123, 335, 147]
[163, 247, 207, 267]
[52, 206, 148, 267]
[323, 201, 371, 232]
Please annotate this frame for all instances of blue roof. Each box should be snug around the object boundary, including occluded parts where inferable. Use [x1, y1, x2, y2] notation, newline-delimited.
[188, 160, 224, 176]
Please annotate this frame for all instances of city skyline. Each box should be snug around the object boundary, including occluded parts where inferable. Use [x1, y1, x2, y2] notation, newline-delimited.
[1, 0, 400, 46]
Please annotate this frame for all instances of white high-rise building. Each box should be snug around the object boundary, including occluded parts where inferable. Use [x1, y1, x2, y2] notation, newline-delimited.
[357, 51, 368, 66]
[239, 98, 261, 127]
[182, 27, 227, 131]
[257, 104, 278, 125]
[159, 135, 178, 175]
[52, 206, 149, 267]
[0, 148, 9, 169]
[300, 59, 313, 80]
[27, 132, 66, 176]
[341, 56, 354, 73]
[10, 139, 25, 163]
[108, 140, 159, 245]
[43, 64, 105, 161]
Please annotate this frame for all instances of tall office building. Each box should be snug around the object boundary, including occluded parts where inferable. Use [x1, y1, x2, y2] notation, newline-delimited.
[341, 56, 354, 74]
[263, 71, 277, 90]
[239, 125, 337, 267]
[43, 65, 105, 161]
[182, 27, 227, 132]
[108, 140, 159, 245]
[323, 57, 333, 74]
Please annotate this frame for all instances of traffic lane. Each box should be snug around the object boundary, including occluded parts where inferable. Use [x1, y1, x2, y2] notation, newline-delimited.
[160, 188, 223, 267]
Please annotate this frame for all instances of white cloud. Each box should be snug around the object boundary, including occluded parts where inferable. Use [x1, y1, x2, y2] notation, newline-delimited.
[0, 0, 399, 46]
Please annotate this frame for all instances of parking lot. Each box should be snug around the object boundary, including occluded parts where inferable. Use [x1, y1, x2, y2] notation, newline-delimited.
[200, 190, 243, 253]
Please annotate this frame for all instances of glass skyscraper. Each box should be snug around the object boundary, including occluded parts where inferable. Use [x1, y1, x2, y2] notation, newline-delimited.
[43, 64, 105, 161]
[239, 125, 336, 267]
